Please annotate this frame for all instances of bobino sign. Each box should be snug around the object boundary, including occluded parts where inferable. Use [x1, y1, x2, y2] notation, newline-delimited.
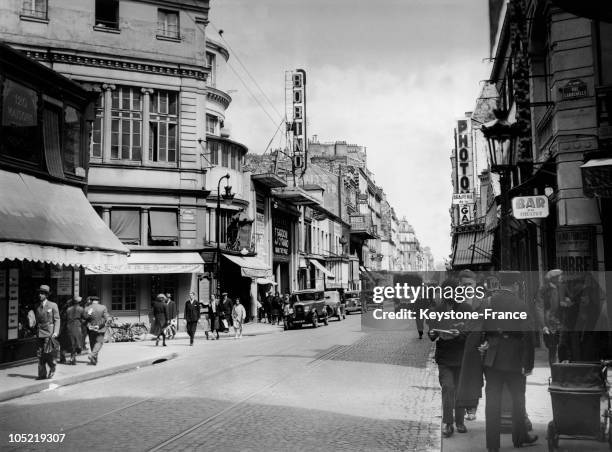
[511, 195, 549, 219]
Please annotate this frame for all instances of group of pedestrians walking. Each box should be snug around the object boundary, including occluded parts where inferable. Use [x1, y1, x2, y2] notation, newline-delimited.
[29, 284, 110, 380]
[257, 291, 290, 325]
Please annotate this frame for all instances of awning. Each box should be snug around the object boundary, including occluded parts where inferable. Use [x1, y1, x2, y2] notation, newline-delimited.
[309, 259, 335, 279]
[452, 230, 494, 267]
[149, 210, 178, 241]
[222, 254, 272, 278]
[85, 252, 204, 274]
[256, 278, 277, 285]
[0, 170, 128, 267]
[581, 158, 612, 198]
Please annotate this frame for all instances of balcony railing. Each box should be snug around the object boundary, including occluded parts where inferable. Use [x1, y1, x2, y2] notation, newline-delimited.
[349, 214, 377, 239]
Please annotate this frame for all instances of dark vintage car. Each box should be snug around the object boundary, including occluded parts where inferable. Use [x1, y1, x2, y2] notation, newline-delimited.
[344, 290, 361, 314]
[285, 289, 329, 330]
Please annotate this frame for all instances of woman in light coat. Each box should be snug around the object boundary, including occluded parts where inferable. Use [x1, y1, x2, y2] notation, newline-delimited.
[231, 297, 246, 339]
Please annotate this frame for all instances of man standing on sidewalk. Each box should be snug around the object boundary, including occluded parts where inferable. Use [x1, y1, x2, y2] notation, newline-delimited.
[33, 285, 60, 380]
[184, 291, 200, 346]
[536, 269, 571, 366]
[84, 296, 109, 365]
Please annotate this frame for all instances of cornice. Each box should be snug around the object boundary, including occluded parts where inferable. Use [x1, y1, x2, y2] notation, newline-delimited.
[207, 87, 232, 109]
[22, 48, 208, 81]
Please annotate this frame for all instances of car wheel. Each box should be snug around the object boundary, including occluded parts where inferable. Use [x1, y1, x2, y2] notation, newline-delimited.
[312, 313, 319, 328]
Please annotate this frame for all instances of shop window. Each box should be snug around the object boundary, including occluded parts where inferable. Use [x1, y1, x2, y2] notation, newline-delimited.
[111, 87, 142, 161]
[110, 209, 140, 244]
[95, 0, 119, 29]
[21, 0, 47, 19]
[150, 274, 177, 302]
[149, 90, 178, 163]
[111, 275, 137, 311]
[206, 114, 218, 135]
[63, 105, 83, 175]
[149, 210, 178, 245]
[0, 79, 41, 166]
[157, 9, 179, 39]
[90, 93, 104, 158]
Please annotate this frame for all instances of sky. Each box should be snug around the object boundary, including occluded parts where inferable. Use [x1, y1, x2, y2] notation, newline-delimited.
[207, 0, 492, 263]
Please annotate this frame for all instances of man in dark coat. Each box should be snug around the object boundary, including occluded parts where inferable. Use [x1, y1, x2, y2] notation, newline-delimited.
[184, 291, 201, 346]
[481, 276, 537, 452]
[221, 293, 232, 330]
[84, 296, 109, 365]
[208, 295, 222, 340]
[428, 279, 471, 438]
[65, 296, 85, 365]
[151, 294, 168, 346]
[165, 293, 177, 339]
[33, 285, 60, 379]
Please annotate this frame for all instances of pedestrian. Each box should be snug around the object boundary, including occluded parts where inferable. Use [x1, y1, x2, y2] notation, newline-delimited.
[262, 292, 271, 323]
[480, 273, 537, 452]
[221, 293, 232, 331]
[457, 269, 479, 421]
[232, 297, 246, 339]
[151, 294, 169, 346]
[65, 296, 85, 365]
[165, 292, 177, 339]
[184, 291, 200, 346]
[83, 296, 109, 365]
[535, 269, 570, 366]
[427, 279, 470, 438]
[209, 295, 223, 340]
[31, 285, 60, 380]
[271, 292, 281, 325]
[282, 294, 293, 330]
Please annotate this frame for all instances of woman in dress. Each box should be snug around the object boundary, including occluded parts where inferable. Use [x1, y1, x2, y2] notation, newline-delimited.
[232, 297, 246, 339]
[151, 294, 168, 346]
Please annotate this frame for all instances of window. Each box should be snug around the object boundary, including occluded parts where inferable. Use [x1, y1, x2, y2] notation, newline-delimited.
[0, 79, 41, 165]
[206, 52, 216, 87]
[111, 275, 137, 311]
[216, 210, 234, 243]
[21, 0, 47, 19]
[221, 143, 229, 167]
[95, 0, 119, 29]
[111, 87, 142, 161]
[150, 274, 177, 302]
[157, 9, 179, 39]
[208, 140, 219, 165]
[230, 146, 237, 170]
[149, 210, 178, 245]
[90, 94, 104, 158]
[206, 114, 218, 135]
[597, 21, 612, 86]
[149, 90, 178, 163]
[110, 209, 140, 244]
[42, 104, 64, 179]
[64, 106, 83, 175]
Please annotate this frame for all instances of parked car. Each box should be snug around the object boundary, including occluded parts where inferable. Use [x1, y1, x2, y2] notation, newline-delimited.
[324, 290, 345, 321]
[344, 290, 361, 314]
[285, 289, 329, 330]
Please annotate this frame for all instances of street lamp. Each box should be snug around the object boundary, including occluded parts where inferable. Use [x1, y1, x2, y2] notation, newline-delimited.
[481, 109, 520, 270]
[216, 173, 235, 297]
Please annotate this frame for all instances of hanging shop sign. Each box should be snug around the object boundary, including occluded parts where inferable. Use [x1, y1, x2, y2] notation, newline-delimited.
[556, 226, 597, 272]
[452, 193, 474, 205]
[511, 195, 549, 219]
[453, 118, 475, 224]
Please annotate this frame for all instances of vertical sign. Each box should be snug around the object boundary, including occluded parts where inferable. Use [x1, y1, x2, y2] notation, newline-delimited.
[8, 269, 19, 340]
[454, 118, 475, 224]
[290, 69, 307, 174]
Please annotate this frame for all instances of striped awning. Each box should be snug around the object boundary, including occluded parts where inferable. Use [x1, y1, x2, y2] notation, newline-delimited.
[452, 230, 494, 268]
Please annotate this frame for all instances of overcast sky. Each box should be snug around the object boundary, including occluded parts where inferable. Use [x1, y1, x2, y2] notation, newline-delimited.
[208, 0, 491, 263]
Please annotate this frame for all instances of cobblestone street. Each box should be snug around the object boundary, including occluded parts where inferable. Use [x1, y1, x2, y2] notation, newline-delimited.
[0, 316, 441, 452]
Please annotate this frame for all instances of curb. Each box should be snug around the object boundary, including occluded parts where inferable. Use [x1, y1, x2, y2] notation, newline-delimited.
[0, 352, 178, 403]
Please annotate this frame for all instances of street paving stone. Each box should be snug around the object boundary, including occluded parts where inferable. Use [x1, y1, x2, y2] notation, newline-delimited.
[0, 317, 441, 452]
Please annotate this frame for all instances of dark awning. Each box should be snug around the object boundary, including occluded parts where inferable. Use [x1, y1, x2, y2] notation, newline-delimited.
[0, 170, 128, 267]
[452, 229, 494, 268]
[149, 210, 178, 241]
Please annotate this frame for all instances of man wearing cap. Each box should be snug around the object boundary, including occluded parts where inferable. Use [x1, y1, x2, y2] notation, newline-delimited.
[65, 296, 85, 365]
[33, 285, 60, 379]
[84, 296, 109, 365]
[536, 269, 572, 366]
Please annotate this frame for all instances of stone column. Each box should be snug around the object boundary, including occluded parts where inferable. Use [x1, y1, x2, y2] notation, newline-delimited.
[141, 88, 154, 164]
[101, 84, 115, 162]
[141, 208, 149, 247]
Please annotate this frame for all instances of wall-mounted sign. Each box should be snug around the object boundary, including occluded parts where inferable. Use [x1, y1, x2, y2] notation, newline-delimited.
[511, 195, 549, 219]
[560, 79, 587, 100]
[458, 204, 473, 224]
[556, 226, 596, 272]
[273, 226, 290, 256]
[454, 118, 475, 225]
[452, 193, 474, 205]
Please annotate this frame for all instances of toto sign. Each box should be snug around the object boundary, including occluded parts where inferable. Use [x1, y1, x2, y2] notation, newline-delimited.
[511, 195, 549, 219]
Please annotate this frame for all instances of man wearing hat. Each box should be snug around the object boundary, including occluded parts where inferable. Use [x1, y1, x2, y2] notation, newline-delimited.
[84, 296, 109, 365]
[33, 285, 60, 379]
[536, 269, 572, 366]
[65, 296, 85, 365]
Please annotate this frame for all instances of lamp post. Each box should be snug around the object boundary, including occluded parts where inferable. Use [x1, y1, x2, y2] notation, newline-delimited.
[481, 110, 519, 271]
[216, 173, 235, 297]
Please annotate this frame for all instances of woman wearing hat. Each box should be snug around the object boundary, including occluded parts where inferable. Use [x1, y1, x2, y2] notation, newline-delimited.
[151, 294, 169, 346]
[65, 296, 85, 365]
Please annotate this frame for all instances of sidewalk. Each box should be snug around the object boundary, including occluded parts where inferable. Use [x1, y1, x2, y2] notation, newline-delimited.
[0, 321, 283, 403]
[443, 347, 609, 451]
